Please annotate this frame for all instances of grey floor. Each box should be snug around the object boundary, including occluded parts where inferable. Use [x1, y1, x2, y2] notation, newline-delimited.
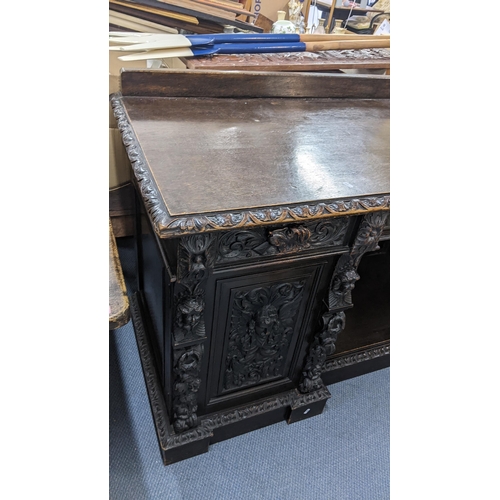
[109, 319, 390, 500]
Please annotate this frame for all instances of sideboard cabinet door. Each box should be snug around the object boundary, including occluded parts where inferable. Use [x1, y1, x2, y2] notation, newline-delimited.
[200, 255, 337, 415]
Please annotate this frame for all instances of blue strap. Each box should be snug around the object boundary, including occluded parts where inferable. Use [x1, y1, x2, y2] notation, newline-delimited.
[203, 42, 306, 55]
[186, 34, 301, 45]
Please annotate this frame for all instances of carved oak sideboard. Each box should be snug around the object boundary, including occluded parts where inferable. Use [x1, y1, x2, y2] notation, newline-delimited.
[111, 69, 390, 465]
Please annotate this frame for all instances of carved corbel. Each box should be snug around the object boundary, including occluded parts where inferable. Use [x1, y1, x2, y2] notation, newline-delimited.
[330, 211, 388, 310]
[299, 211, 389, 393]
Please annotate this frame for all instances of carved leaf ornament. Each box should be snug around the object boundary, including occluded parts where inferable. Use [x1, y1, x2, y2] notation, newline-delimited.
[217, 218, 350, 263]
[224, 281, 305, 391]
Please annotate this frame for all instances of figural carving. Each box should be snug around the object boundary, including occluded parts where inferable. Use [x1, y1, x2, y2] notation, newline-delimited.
[173, 234, 215, 344]
[172, 345, 204, 433]
[223, 281, 305, 391]
[330, 211, 388, 309]
[172, 234, 215, 431]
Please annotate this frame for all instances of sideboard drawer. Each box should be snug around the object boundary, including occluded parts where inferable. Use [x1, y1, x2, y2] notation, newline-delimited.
[214, 216, 354, 267]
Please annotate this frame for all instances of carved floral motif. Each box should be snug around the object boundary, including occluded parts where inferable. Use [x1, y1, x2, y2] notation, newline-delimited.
[216, 218, 350, 263]
[224, 281, 305, 391]
[268, 226, 311, 252]
[351, 211, 388, 267]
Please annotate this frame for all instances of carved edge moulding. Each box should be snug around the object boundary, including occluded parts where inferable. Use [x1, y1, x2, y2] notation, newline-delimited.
[110, 93, 390, 239]
[324, 343, 390, 372]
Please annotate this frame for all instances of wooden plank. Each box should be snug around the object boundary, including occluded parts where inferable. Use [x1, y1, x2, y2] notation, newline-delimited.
[109, 13, 175, 33]
[157, 0, 236, 20]
[127, 0, 263, 31]
[110, 0, 199, 23]
[109, 220, 130, 330]
[110, 8, 199, 29]
[204, 0, 244, 9]
[110, 2, 232, 33]
[236, 0, 252, 21]
[110, 11, 179, 32]
[119, 68, 390, 99]
[190, 0, 255, 16]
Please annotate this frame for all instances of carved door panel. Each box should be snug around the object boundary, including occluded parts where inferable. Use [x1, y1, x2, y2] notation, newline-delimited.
[204, 259, 332, 414]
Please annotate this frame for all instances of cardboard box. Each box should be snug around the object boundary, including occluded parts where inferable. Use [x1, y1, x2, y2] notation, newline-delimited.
[250, 0, 289, 22]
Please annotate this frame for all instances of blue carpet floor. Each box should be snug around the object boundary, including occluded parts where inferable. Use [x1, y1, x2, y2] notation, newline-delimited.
[109, 319, 390, 500]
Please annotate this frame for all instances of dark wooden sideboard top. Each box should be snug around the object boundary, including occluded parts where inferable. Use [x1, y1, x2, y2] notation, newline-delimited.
[111, 69, 390, 239]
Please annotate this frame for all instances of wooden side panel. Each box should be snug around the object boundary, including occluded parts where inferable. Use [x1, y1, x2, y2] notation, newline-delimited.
[120, 68, 390, 98]
[109, 220, 130, 329]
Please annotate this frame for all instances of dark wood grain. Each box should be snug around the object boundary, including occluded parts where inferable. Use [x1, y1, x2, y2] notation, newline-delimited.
[109, 220, 130, 329]
[119, 96, 389, 217]
[120, 69, 389, 98]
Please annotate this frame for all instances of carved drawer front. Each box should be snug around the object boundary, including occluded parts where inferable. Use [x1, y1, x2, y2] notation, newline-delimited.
[206, 262, 326, 407]
[215, 217, 351, 266]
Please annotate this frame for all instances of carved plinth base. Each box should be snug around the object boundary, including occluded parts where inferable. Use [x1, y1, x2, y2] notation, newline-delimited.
[321, 342, 390, 386]
[287, 386, 331, 424]
[130, 291, 331, 465]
